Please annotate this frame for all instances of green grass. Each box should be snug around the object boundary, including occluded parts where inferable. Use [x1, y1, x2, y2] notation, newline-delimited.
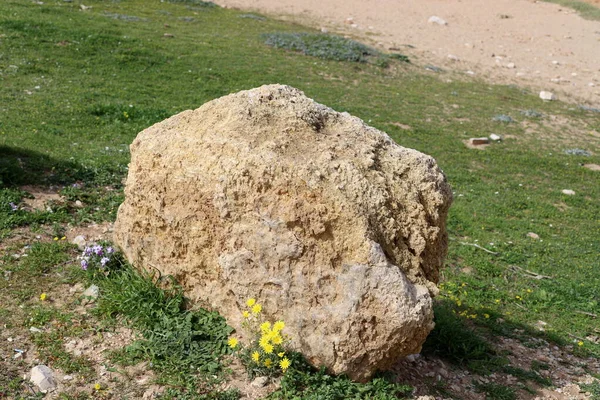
[92, 263, 233, 387]
[0, 0, 599, 397]
[542, 0, 600, 20]
[269, 359, 413, 399]
[582, 379, 600, 399]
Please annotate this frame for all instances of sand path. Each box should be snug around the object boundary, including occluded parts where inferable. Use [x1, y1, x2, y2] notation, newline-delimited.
[215, 0, 600, 105]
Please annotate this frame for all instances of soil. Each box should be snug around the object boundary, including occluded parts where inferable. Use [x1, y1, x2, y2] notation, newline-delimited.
[215, 0, 600, 106]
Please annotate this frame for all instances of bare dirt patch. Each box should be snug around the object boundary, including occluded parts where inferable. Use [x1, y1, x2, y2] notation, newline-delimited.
[20, 186, 64, 212]
[392, 334, 600, 400]
[215, 0, 600, 105]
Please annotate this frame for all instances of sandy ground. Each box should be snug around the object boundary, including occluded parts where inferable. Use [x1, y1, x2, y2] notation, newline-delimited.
[215, 0, 600, 105]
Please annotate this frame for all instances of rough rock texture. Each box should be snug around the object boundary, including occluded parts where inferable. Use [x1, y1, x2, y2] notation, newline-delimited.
[114, 84, 452, 381]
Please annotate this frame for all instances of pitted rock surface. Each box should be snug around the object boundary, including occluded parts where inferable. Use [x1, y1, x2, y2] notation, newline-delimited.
[114, 84, 452, 381]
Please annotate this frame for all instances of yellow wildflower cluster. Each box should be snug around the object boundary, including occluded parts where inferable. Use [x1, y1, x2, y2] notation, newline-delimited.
[228, 298, 292, 376]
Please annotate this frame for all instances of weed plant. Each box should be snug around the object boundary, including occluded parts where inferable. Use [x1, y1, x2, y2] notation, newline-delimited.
[268, 354, 413, 400]
[81, 251, 232, 388]
[263, 32, 394, 65]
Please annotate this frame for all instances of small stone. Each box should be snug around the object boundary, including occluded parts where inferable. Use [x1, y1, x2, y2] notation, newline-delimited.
[251, 376, 269, 388]
[527, 232, 540, 240]
[535, 320, 548, 331]
[425, 65, 444, 73]
[588, 82, 596, 87]
[79, 4, 91, 10]
[163, 33, 174, 38]
[428, 16, 447, 25]
[82, 285, 100, 302]
[30, 365, 57, 392]
[405, 353, 420, 362]
[438, 367, 449, 379]
[320, 27, 328, 33]
[29, 327, 42, 333]
[74, 200, 84, 208]
[13, 352, 23, 359]
[493, 114, 514, 123]
[506, 62, 516, 69]
[63, 375, 74, 381]
[561, 189, 575, 195]
[539, 91, 556, 101]
[447, 54, 459, 61]
[469, 137, 490, 145]
[516, 72, 526, 77]
[583, 164, 600, 171]
[489, 133, 502, 141]
[72, 235, 86, 250]
[552, 60, 560, 65]
[564, 148, 591, 156]
[466, 70, 475, 75]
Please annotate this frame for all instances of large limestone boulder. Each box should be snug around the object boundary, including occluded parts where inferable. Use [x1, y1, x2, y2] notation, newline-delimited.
[114, 84, 452, 381]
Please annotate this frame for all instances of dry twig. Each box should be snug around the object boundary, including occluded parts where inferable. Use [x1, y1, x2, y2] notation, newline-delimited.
[507, 265, 553, 280]
[459, 242, 499, 255]
[575, 310, 598, 318]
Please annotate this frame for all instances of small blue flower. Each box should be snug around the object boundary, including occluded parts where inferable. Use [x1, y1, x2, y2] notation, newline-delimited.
[83, 247, 93, 256]
[100, 257, 110, 267]
[9, 202, 18, 211]
[106, 247, 114, 254]
[81, 259, 88, 270]
[92, 245, 103, 256]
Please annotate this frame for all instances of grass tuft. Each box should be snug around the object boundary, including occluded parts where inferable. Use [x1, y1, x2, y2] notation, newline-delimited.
[422, 302, 496, 367]
[541, 0, 600, 20]
[475, 382, 517, 400]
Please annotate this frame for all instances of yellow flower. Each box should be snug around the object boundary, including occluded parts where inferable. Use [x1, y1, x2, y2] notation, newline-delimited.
[227, 337, 238, 349]
[260, 321, 272, 334]
[53, 237, 58, 241]
[262, 343, 274, 354]
[252, 303, 262, 314]
[280, 357, 291, 371]
[272, 335, 283, 345]
[578, 341, 584, 347]
[278, 352, 285, 358]
[273, 320, 285, 332]
[484, 313, 490, 319]
[252, 351, 260, 362]
[61, 236, 66, 241]
[264, 358, 272, 368]
[242, 310, 250, 318]
[259, 335, 270, 348]
[40, 293, 47, 301]
[94, 383, 101, 391]
[246, 298, 256, 307]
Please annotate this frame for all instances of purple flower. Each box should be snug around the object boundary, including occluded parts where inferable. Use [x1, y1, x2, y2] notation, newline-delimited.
[100, 257, 110, 267]
[9, 202, 18, 211]
[92, 245, 103, 256]
[81, 259, 88, 270]
[106, 247, 114, 254]
[83, 247, 93, 257]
